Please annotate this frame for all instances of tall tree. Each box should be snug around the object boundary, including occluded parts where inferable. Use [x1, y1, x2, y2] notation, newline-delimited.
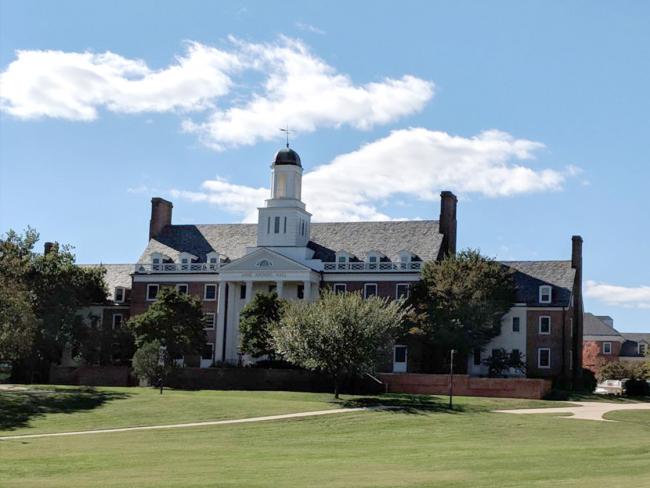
[127, 288, 206, 363]
[273, 290, 409, 398]
[409, 249, 517, 371]
[1, 228, 107, 379]
[239, 292, 285, 360]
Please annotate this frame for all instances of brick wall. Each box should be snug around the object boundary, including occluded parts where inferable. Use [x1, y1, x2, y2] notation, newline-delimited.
[325, 280, 411, 300]
[378, 373, 552, 399]
[526, 308, 573, 379]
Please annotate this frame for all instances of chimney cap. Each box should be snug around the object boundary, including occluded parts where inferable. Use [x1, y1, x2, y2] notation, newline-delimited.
[572, 235, 583, 242]
[440, 191, 457, 200]
[151, 197, 173, 207]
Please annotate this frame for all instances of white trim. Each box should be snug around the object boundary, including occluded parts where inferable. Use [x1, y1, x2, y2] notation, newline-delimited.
[176, 283, 189, 294]
[395, 283, 410, 299]
[204, 284, 217, 301]
[363, 283, 378, 299]
[204, 312, 216, 330]
[603, 342, 612, 355]
[538, 348, 551, 369]
[112, 313, 123, 329]
[539, 285, 552, 304]
[538, 316, 551, 335]
[322, 273, 420, 282]
[146, 284, 159, 301]
[133, 274, 219, 283]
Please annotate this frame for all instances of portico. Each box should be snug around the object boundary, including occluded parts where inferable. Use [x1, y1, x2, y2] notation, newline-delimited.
[214, 247, 321, 363]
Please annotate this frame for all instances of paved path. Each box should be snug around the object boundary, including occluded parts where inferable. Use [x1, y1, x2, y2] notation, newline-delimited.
[0, 407, 367, 441]
[494, 401, 650, 422]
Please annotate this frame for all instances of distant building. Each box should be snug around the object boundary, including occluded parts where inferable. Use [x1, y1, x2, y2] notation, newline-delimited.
[79, 145, 583, 382]
[582, 313, 649, 372]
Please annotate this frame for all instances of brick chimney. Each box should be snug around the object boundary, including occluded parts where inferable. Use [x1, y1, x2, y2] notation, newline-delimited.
[438, 191, 457, 258]
[43, 242, 58, 255]
[571, 235, 584, 387]
[149, 197, 173, 240]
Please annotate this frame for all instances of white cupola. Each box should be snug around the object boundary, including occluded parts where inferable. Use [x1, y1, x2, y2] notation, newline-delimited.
[256, 145, 312, 247]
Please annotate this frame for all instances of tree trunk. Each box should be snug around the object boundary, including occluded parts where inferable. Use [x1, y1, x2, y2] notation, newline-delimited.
[333, 374, 340, 399]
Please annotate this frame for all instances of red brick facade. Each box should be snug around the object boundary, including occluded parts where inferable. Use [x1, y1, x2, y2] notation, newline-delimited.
[526, 308, 574, 378]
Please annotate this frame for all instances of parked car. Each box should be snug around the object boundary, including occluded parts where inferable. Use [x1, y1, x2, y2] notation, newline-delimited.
[594, 379, 626, 395]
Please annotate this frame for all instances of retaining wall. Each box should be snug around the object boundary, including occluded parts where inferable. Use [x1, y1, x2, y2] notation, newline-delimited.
[378, 373, 552, 399]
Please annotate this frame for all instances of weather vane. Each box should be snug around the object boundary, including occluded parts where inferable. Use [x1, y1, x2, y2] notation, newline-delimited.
[279, 125, 292, 148]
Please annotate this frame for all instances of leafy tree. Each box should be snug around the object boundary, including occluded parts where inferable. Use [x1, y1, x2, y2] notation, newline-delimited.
[582, 340, 603, 371]
[408, 249, 517, 370]
[596, 361, 632, 383]
[0, 228, 107, 380]
[75, 312, 135, 366]
[132, 340, 170, 386]
[127, 288, 206, 362]
[273, 290, 409, 398]
[0, 277, 36, 362]
[239, 292, 286, 360]
[482, 348, 526, 377]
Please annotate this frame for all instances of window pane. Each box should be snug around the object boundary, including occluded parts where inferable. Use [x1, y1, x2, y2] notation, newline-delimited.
[513, 317, 520, 332]
[202, 343, 213, 360]
[205, 285, 216, 300]
[147, 285, 158, 300]
[394, 346, 407, 363]
[274, 216, 280, 233]
[473, 349, 481, 366]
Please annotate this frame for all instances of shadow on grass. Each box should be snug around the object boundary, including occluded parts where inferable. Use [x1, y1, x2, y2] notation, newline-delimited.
[564, 392, 650, 403]
[339, 394, 466, 415]
[0, 387, 130, 431]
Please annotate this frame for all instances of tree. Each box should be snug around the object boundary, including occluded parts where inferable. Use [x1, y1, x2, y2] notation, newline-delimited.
[1, 228, 107, 380]
[408, 249, 517, 371]
[0, 277, 36, 362]
[239, 292, 286, 360]
[273, 290, 409, 398]
[132, 340, 170, 386]
[582, 341, 603, 372]
[127, 288, 206, 362]
[482, 348, 526, 377]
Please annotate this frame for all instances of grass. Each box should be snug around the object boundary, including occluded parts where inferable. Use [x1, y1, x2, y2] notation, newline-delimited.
[1, 386, 650, 487]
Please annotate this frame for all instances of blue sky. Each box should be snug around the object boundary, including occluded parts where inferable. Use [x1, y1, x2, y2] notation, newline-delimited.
[1, 1, 648, 331]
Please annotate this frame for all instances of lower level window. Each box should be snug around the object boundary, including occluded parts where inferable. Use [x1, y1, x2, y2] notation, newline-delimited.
[146, 284, 159, 301]
[538, 348, 551, 368]
[112, 314, 123, 329]
[364, 283, 378, 299]
[473, 348, 482, 366]
[396, 283, 410, 299]
[333, 283, 346, 294]
[297, 284, 304, 299]
[204, 313, 215, 329]
[603, 342, 612, 355]
[202, 343, 214, 361]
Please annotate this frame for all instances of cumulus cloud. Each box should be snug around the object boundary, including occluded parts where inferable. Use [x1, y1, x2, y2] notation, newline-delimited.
[173, 128, 570, 222]
[0, 43, 238, 120]
[1, 37, 433, 149]
[585, 281, 650, 309]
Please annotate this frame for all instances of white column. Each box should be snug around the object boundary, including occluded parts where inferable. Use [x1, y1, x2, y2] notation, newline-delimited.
[303, 280, 311, 301]
[215, 281, 227, 362]
[245, 281, 253, 303]
[276, 280, 284, 298]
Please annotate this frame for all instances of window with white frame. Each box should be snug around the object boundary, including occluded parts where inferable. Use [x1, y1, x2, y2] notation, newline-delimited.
[146, 284, 159, 301]
[204, 284, 217, 301]
[512, 316, 521, 332]
[336, 252, 350, 269]
[603, 342, 612, 355]
[538, 348, 551, 368]
[152, 253, 162, 271]
[112, 313, 123, 329]
[539, 285, 552, 304]
[207, 252, 220, 270]
[202, 343, 214, 361]
[539, 316, 551, 335]
[367, 252, 381, 269]
[176, 284, 188, 295]
[114, 287, 125, 303]
[396, 283, 410, 299]
[333, 283, 346, 294]
[204, 313, 215, 329]
[179, 254, 192, 270]
[364, 283, 378, 299]
[398, 251, 412, 269]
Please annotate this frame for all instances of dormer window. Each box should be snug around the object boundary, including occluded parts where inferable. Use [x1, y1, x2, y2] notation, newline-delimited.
[206, 251, 220, 270]
[539, 285, 552, 304]
[178, 252, 196, 271]
[114, 287, 125, 303]
[336, 252, 351, 270]
[367, 251, 383, 270]
[151, 253, 163, 271]
[397, 251, 413, 270]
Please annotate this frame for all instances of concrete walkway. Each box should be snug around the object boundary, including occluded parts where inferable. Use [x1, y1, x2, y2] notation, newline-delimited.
[494, 401, 650, 422]
[0, 407, 367, 441]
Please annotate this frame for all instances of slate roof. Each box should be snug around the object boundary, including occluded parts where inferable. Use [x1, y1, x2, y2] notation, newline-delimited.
[138, 221, 443, 264]
[621, 333, 650, 344]
[583, 312, 623, 338]
[501, 260, 576, 307]
[79, 263, 133, 296]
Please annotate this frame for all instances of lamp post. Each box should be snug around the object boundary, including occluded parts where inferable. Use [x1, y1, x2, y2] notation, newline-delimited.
[449, 349, 456, 410]
[158, 345, 167, 395]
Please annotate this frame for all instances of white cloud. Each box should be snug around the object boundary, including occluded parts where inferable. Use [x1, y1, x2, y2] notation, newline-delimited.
[171, 178, 268, 223]
[1, 37, 433, 149]
[173, 128, 570, 222]
[295, 22, 326, 35]
[183, 37, 434, 150]
[586, 281, 650, 309]
[0, 42, 239, 120]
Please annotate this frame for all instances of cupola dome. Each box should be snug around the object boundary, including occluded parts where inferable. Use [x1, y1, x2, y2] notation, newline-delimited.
[274, 147, 301, 166]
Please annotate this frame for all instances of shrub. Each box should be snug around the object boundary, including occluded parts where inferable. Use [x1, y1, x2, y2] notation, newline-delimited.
[581, 368, 597, 393]
[596, 361, 630, 383]
[624, 379, 649, 397]
[132, 340, 169, 385]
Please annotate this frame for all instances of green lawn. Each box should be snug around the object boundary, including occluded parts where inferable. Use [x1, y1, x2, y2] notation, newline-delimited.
[1, 386, 650, 488]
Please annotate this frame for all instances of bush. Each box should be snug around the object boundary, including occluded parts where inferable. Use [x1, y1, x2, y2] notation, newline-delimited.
[582, 368, 597, 393]
[624, 379, 650, 397]
[596, 361, 630, 383]
[132, 340, 169, 385]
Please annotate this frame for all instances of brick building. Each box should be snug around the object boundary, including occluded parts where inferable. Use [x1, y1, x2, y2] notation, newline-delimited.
[82, 145, 583, 381]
